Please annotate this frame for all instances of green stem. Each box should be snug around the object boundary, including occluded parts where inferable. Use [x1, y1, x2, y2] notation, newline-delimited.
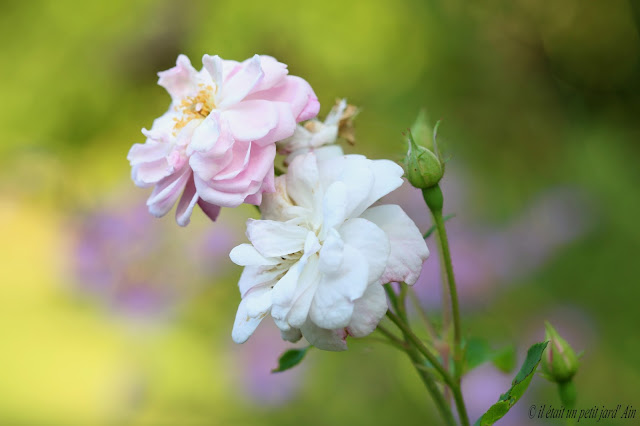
[407, 287, 437, 342]
[423, 185, 463, 379]
[387, 310, 470, 426]
[386, 311, 453, 389]
[406, 344, 457, 426]
[376, 323, 408, 350]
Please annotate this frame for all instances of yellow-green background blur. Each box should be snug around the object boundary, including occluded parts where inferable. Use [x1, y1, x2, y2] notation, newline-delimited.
[1, 0, 639, 425]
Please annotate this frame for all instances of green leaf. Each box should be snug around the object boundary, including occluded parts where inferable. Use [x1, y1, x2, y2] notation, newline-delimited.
[464, 338, 516, 374]
[423, 213, 456, 239]
[474, 341, 548, 426]
[272, 346, 310, 373]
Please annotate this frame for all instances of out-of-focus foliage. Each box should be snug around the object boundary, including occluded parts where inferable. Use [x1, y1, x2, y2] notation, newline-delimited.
[1, 0, 639, 424]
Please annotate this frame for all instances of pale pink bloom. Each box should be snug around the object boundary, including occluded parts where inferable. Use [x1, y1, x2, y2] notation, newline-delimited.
[229, 152, 429, 351]
[128, 54, 319, 226]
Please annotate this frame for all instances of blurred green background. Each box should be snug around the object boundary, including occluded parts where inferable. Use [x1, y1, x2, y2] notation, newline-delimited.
[1, 0, 639, 424]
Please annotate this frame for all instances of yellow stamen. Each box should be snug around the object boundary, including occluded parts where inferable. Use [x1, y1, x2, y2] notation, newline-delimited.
[173, 87, 217, 133]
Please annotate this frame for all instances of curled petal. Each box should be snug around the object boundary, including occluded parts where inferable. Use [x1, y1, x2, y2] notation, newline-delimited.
[246, 219, 308, 258]
[128, 140, 171, 166]
[247, 75, 319, 122]
[146, 168, 191, 217]
[158, 54, 199, 100]
[217, 54, 264, 109]
[232, 285, 272, 344]
[252, 55, 289, 93]
[131, 158, 172, 187]
[360, 204, 429, 285]
[175, 175, 199, 227]
[229, 243, 279, 267]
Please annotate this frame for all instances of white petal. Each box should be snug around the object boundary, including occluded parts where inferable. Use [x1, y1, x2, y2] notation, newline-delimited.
[232, 285, 272, 343]
[260, 175, 310, 221]
[360, 204, 429, 285]
[340, 164, 375, 219]
[318, 228, 344, 274]
[346, 284, 388, 337]
[286, 153, 321, 214]
[300, 320, 348, 351]
[357, 159, 405, 216]
[319, 181, 348, 241]
[286, 255, 320, 328]
[338, 217, 390, 283]
[271, 260, 303, 311]
[230, 243, 279, 266]
[310, 244, 368, 329]
[246, 219, 307, 258]
[237, 265, 283, 297]
[317, 155, 404, 218]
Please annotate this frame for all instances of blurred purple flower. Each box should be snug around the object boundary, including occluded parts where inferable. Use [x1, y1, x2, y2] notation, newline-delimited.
[70, 202, 237, 319]
[232, 321, 306, 405]
[380, 165, 593, 309]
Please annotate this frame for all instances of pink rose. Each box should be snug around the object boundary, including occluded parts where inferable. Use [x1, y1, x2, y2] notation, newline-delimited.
[128, 54, 319, 226]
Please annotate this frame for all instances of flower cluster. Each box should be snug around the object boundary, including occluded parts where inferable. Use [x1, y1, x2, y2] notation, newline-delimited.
[128, 53, 428, 350]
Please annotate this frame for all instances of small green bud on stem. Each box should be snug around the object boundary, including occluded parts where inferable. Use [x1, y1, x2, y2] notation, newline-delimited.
[542, 321, 579, 383]
[541, 321, 581, 410]
[402, 111, 444, 189]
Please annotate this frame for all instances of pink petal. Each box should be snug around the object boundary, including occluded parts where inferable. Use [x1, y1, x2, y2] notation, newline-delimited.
[251, 101, 296, 147]
[188, 113, 220, 154]
[202, 54, 224, 88]
[210, 143, 275, 193]
[131, 157, 172, 187]
[213, 140, 252, 181]
[127, 141, 170, 166]
[248, 76, 319, 122]
[146, 168, 191, 217]
[175, 175, 199, 227]
[222, 100, 278, 142]
[218, 55, 264, 109]
[198, 199, 221, 222]
[252, 55, 288, 93]
[194, 174, 249, 207]
[157, 54, 198, 100]
[190, 148, 234, 182]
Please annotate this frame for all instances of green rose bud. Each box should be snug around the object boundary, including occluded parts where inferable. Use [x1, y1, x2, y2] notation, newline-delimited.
[403, 111, 444, 189]
[541, 321, 579, 383]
